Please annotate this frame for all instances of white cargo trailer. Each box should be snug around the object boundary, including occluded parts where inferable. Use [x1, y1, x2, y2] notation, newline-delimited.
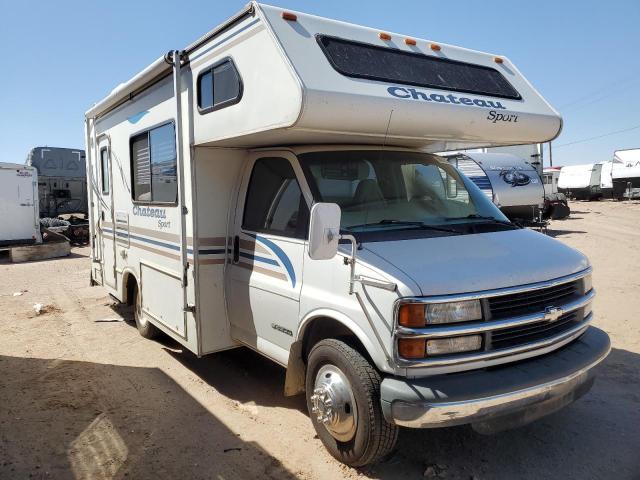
[85, 3, 608, 466]
[557, 163, 603, 200]
[0, 163, 41, 246]
[611, 148, 640, 199]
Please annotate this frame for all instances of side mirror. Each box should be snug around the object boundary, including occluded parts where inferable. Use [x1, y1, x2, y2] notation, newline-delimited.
[308, 202, 341, 260]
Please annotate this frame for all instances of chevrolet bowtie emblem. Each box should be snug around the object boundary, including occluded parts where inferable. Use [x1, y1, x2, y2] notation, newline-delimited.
[544, 306, 563, 322]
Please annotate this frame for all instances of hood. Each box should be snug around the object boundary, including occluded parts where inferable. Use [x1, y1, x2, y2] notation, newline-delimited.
[359, 229, 589, 296]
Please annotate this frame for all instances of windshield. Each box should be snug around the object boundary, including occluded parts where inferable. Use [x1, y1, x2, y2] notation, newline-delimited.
[299, 150, 511, 239]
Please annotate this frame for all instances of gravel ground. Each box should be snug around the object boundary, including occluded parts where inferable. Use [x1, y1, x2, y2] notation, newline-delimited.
[1, 200, 639, 479]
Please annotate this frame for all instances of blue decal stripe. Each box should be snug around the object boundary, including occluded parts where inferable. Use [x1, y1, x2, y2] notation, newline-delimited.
[103, 227, 228, 256]
[127, 110, 149, 124]
[253, 234, 296, 288]
[200, 248, 228, 255]
[239, 251, 279, 266]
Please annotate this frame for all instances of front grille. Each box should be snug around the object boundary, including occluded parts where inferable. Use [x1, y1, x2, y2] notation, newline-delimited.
[491, 312, 579, 350]
[488, 281, 579, 320]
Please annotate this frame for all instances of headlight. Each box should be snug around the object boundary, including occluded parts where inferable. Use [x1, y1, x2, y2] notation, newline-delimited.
[426, 300, 482, 324]
[583, 274, 593, 294]
[398, 300, 482, 328]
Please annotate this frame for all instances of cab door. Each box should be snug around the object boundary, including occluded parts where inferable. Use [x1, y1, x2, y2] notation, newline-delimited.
[225, 153, 311, 360]
[98, 141, 117, 289]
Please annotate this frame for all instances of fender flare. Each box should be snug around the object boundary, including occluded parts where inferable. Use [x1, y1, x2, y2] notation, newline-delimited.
[284, 308, 391, 396]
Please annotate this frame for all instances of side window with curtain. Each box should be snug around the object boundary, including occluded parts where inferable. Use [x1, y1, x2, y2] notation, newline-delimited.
[130, 122, 177, 203]
[242, 158, 309, 239]
[100, 147, 110, 194]
[197, 58, 243, 113]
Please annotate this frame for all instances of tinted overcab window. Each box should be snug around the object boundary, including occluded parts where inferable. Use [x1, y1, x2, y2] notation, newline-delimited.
[317, 35, 521, 100]
[243, 158, 309, 238]
[130, 122, 177, 203]
[198, 58, 243, 113]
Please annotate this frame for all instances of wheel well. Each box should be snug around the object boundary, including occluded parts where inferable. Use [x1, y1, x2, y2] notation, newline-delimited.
[301, 316, 372, 365]
[124, 273, 138, 306]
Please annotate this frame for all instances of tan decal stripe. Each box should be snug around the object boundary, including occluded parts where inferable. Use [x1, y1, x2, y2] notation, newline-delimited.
[196, 236, 227, 247]
[237, 261, 287, 281]
[125, 225, 180, 243]
[199, 258, 226, 265]
[239, 238, 269, 255]
[127, 238, 181, 261]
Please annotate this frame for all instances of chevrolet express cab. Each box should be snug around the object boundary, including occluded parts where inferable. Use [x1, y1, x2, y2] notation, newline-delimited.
[85, 3, 610, 466]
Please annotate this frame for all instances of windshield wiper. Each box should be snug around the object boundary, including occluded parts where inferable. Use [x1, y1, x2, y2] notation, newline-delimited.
[444, 214, 518, 228]
[345, 220, 462, 234]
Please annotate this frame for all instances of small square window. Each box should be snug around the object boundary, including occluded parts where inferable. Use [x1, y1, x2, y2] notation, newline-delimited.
[197, 58, 243, 113]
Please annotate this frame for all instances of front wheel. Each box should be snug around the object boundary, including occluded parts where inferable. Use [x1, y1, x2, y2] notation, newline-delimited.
[305, 339, 398, 467]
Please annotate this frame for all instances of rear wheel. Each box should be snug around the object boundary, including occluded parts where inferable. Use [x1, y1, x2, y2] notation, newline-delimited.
[305, 339, 398, 467]
[133, 285, 160, 339]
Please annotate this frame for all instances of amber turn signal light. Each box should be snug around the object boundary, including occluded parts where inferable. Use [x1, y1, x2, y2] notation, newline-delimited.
[398, 338, 426, 359]
[494, 57, 504, 64]
[404, 38, 417, 46]
[281, 11, 297, 21]
[430, 43, 441, 51]
[398, 304, 425, 328]
[379, 32, 392, 41]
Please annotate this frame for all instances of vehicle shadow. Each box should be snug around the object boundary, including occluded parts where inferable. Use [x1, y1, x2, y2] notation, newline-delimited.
[546, 228, 587, 238]
[0, 354, 299, 480]
[165, 346, 308, 414]
[365, 347, 640, 479]
[162, 342, 640, 479]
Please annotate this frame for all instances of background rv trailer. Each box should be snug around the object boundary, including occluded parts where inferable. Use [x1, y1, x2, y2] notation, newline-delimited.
[599, 159, 621, 199]
[84, 2, 576, 465]
[0, 163, 41, 246]
[443, 152, 545, 224]
[557, 163, 602, 200]
[611, 148, 640, 199]
[26, 147, 87, 218]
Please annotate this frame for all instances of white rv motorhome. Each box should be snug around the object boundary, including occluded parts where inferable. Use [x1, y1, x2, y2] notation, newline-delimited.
[85, 3, 609, 466]
[611, 148, 640, 199]
[0, 163, 41, 246]
[557, 163, 603, 200]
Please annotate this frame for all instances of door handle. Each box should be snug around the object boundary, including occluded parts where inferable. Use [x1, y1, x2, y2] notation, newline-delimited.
[101, 211, 105, 221]
[233, 235, 240, 263]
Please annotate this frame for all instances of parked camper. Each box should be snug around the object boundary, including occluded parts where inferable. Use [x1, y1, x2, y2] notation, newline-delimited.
[444, 152, 545, 224]
[611, 148, 640, 200]
[26, 147, 87, 218]
[599, 160, 619, 198]
[557, 163, 602, 200]
[542, 166, 571, 219]
[0, 163, 41, 246]
[85, 3, 609, 466]
[543, 166, 562, 196]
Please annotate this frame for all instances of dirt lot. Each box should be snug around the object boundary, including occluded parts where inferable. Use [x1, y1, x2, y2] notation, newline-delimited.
[1, 200, 639, 480]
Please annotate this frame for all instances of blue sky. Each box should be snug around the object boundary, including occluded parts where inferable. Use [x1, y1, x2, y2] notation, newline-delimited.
[1, 0, 638, 166]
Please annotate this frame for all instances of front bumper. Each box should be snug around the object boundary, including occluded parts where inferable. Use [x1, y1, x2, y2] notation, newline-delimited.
[380, 326, 610, 432]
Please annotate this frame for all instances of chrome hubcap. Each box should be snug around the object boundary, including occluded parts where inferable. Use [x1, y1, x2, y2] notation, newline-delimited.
[310, 365, 357, 441]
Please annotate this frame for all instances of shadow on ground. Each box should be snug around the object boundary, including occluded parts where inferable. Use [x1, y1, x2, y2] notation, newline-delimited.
[546, 228, 587, 238]
[167, 344, 640, 479]
[0, 355, 298, 480]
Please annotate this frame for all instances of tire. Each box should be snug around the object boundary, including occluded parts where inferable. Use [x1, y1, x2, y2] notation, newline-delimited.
[133, 285, 160, 339]
[305, 339, 398, 467]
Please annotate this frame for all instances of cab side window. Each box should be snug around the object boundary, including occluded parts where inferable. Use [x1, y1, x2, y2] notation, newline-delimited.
[242, 158, 309, 239]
